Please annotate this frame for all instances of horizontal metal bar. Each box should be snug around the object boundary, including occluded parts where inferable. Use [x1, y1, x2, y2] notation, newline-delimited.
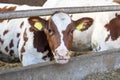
[0, 5, 120, 19]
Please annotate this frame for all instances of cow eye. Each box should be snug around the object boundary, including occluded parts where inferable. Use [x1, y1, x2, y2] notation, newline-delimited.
[70, 30, 74, 34]
[48, 29, 54, 35]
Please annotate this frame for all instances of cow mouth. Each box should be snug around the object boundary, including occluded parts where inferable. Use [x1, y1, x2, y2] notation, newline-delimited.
[55, 57, 70, 64]
[57, 58, 68, 60]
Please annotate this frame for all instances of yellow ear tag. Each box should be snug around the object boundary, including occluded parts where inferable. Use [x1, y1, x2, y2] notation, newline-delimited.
[34, 22, 43, 30]
[76, 23, 84, 30]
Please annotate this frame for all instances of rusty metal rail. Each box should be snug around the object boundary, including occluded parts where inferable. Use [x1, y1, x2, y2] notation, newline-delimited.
[0, 5, 120, 19]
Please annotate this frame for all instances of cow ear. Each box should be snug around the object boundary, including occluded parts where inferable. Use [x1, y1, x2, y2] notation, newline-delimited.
[28, 17, 47, 31]
[75, 17, 93, 31]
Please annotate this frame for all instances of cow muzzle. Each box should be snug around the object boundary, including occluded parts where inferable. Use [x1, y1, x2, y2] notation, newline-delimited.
[54, 50, 70, 64]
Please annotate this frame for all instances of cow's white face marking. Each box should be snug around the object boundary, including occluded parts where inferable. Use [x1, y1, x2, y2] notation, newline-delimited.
[51, 12, 71, 64]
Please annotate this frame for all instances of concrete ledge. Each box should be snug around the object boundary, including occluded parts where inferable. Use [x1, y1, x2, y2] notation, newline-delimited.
[0, 49, 120, 80]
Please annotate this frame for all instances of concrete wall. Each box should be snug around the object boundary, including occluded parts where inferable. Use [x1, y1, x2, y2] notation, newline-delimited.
[0, 49, 120, 80]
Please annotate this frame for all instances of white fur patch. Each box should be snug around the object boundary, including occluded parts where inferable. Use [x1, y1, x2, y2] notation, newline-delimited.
[51, 12, 71, 50]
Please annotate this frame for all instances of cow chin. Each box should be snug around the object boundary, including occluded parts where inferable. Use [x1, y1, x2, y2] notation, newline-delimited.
[56, 59, 69, 64]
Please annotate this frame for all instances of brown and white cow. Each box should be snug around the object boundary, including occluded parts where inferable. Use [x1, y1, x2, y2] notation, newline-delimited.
[0, 3, 93, 66]
[43, 0, 120, 52]
[91, 13, 120, 51]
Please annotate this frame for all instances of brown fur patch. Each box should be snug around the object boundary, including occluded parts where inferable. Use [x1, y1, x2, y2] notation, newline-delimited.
[114, 0, 120, 4]
[33, 31, 50, 52]
[20, 21, 24, 28]
[23, 29, 28, 42]
[3, 30, 9, 35]
[5, 46, 9, 52]
[17, 39, 20, 48]
[21, 42, 25, 53]
[42, 51, 54, 61]
[29, 27, 35, 32]
[20, 29, 28, 53]
[9, 50, 14, 56]
[17, 33, 20, 37]
[63, 23, 74, 50]
[0, 19, 4, 22]
[0, 38, 4, 44]
[9, 39, 14, 48]
[0, 6, 16, 12]
[105, 14, 120, 41]
[105, 34, 110, 42]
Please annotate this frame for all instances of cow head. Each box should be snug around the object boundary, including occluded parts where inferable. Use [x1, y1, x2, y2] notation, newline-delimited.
[28, 12, 93, 64]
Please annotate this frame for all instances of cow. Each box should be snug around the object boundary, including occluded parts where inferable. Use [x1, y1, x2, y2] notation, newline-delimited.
[0, 3, 93, 66]
[43, 0, 120, 52]
[91, 12, 120, 51]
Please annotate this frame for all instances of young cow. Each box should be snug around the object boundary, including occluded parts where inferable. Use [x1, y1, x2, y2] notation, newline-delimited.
[43, 0, 120, 52]
[91, 12, 120, 51]
[0, 3, 93, 66]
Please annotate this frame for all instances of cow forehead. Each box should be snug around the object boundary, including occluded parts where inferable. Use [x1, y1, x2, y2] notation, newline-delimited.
[51, 12, 72, 31]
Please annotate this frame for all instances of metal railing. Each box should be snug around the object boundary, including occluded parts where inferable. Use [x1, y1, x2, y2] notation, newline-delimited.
[0, 5, 120, 19]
